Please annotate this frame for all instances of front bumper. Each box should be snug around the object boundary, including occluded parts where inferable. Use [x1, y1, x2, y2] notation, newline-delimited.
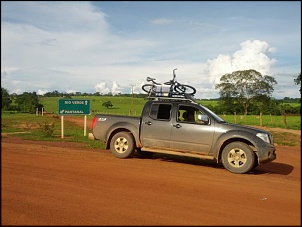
[258, 144, 276, 163]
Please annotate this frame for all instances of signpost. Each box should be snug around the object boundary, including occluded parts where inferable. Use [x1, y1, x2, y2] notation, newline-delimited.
[58, 99, 91, 115]
[58, 99, 91, 138]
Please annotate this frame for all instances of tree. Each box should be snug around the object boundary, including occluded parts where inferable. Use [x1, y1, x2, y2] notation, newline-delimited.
[294, 73, 301, 93]
[15, 92, 43, 113]
[294, 73, 301, 113]
[215, 69, 277, 115]
[102, 101, 113, 108]
[1, 87, 12, 110]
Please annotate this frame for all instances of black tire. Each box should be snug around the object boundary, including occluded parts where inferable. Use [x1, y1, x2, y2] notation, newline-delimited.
[174, 84, 196, 95]
[110, 132, 135, 159]
[221, 142, 255, 174]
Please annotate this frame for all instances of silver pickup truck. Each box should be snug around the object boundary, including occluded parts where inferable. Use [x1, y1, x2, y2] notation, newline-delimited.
[90, 97, 276, 174]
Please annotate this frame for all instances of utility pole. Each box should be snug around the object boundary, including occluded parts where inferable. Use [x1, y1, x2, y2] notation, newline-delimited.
[130, 84, 135, 115]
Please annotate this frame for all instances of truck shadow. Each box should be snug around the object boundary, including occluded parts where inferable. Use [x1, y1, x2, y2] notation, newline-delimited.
[252, 162, 294, 175]
[134, 152, 294, 176]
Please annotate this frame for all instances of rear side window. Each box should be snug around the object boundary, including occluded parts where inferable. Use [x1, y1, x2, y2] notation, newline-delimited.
[149, 103, 172, 120]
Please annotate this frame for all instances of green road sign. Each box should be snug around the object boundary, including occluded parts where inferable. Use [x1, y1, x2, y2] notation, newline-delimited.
[58, 99, 91, 115]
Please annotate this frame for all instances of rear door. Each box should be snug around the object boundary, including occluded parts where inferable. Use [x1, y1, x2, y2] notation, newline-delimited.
[140, 102, 172, 148]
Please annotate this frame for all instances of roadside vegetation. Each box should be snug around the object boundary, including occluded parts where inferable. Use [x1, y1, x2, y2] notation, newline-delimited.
[1, 112, 105, 149]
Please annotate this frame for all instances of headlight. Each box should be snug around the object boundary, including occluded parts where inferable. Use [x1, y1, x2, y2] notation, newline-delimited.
[256, 133, 270, 143]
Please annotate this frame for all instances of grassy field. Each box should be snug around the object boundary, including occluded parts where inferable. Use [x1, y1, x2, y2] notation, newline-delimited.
[1, 112, 105, 149]
[39, 96, 146, 116]
[39, 96, 301, 130]
[219, 114, 301, 130]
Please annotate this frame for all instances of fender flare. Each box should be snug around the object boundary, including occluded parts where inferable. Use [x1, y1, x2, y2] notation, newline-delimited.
[212, 130, 261, 160]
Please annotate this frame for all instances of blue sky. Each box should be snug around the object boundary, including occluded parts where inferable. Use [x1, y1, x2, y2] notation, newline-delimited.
[1, 1, 301, 99]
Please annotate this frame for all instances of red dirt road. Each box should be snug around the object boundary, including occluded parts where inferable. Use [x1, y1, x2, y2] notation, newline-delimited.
[1, 135, 301, 226]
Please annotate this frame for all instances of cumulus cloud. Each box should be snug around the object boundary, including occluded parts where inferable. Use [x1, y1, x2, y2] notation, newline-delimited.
[111, 81, 122, 95]
[95, 82, 110, 95]
[206, 40, 277, 84]
[95, 81, 122, 95]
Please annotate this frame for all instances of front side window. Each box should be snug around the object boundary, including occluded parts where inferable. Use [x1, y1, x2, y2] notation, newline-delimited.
[178, 104, 209, 125]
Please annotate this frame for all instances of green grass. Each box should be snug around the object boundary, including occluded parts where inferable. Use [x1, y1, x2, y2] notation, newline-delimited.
[219, 114, 301, 130]
[271, 132, 300, 147]
[282, 102, 301, 107]
[197, 99, 219, 107]
[39, 96, 147, 117]
[1, 112, 105, 149]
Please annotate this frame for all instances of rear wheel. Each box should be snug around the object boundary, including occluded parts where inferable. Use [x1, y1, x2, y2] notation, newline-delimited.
[221, 142, 255, 174]
[110, 132, 135, 159]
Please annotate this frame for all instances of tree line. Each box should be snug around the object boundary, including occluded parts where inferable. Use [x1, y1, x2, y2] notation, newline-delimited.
[214, 70, 300, 115]
[2, 70, 301, 115]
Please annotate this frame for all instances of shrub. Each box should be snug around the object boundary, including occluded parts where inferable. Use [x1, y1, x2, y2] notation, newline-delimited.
[39, 122, 55, 137]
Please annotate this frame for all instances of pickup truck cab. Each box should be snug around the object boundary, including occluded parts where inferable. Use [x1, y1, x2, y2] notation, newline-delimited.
[90, 97, 276, 174]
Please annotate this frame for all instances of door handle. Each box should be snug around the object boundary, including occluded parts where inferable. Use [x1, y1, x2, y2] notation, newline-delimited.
[173, 124, 182, 128]
[145, 121, 152, 125]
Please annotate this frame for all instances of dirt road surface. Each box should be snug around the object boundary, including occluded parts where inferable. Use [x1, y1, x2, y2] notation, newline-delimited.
[1, 135, 301, 226]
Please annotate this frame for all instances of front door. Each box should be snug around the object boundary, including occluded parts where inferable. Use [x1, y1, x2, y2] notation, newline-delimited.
[170, 104, 214, 154]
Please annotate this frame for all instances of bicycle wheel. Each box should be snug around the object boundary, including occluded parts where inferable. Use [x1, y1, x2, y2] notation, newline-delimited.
[142, 84, 152, 93]
[174, 84, 196, 95]
[142, 84, 153, 94]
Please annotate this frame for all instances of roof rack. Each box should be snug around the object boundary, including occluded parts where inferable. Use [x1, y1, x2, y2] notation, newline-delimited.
[147, 93, 197, 103]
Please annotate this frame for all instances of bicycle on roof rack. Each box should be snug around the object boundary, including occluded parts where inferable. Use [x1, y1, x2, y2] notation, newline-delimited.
[141, 68, 196, 98]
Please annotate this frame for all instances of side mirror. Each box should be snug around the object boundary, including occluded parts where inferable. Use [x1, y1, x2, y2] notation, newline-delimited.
[197, 114, 209, 124]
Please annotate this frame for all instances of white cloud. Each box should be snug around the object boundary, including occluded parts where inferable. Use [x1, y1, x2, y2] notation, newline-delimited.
[94, 81, 122, 95]
[206, 40, 277, 84]
[95, 82, 110, 95]
[111, 81, 122, 95]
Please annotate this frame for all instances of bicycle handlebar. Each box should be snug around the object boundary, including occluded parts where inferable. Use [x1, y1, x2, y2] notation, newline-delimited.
[146, 77, 154, 82]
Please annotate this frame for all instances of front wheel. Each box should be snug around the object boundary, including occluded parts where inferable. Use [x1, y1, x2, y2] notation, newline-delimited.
[221, 142, 255, 174]
[110, 132, 135, 159]
[174, 84, 196, 95]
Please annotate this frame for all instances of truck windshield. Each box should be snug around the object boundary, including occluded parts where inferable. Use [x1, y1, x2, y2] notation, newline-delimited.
[199, 104, 226, 123]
